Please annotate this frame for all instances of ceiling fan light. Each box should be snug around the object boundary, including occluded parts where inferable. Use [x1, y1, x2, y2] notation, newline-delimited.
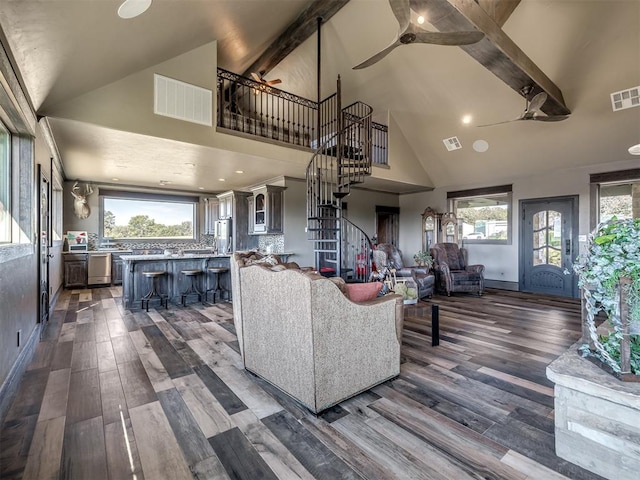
[118, 0, 152, 19]
[473, 140, 489, 153]
[628, 143, 640, 155]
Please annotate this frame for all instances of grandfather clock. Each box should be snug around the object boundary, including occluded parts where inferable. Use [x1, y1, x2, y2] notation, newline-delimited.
[421, 207, 441, 251]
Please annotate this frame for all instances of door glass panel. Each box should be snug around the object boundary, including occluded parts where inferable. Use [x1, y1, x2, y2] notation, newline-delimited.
[532, 210, 562, 267]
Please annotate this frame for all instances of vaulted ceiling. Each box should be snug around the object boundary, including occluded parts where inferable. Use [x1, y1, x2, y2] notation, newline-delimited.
[0, 0, 638, 193]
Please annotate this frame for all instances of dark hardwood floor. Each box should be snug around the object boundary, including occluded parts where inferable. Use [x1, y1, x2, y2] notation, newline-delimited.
[0, 287, 605, 479]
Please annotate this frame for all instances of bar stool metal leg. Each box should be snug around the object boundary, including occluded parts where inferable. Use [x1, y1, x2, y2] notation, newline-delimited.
[141, 271, 168, 312]
[180, 270, 204, 306]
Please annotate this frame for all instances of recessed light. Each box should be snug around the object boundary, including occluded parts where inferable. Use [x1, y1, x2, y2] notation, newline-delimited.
[198, 187, 204, 190]
[218, 178, 226, 182]
[235, 170, 244, 174]
[462, 115, 472, 125]
[118, 0, 152, 19]
[628, 143, 640, 155]
[185, 162, 196, 167]
[112, 178, 119, 181]
[417, 15, 425, 25]
[473, 140, 489, 153]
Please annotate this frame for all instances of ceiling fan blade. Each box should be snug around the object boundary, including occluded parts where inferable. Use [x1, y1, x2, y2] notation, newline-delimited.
[532, 114, 569, 122]
[413, 29, 485, 46]
[353, 38, 402, 69]
[527, 92, 548, 113]
[389, 0, 410, 33]
[251, 72, 262, 82]
[476, 118, 523, 127]
[266, 79, 282, 86]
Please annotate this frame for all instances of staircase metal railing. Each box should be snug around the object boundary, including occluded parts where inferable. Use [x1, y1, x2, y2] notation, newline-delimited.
[306, 85, 373, 280]
[341, 217, 374, 283]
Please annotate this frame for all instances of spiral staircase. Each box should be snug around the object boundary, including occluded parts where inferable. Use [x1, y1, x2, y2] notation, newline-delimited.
[306, 78, 375, 282]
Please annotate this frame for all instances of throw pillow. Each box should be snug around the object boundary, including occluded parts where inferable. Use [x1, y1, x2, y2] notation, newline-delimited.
[344, 282, 383, 302]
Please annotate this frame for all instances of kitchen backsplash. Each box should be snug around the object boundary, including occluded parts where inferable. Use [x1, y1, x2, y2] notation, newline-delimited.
[70, 233, 218, 252]
[67, 233, 285, 253]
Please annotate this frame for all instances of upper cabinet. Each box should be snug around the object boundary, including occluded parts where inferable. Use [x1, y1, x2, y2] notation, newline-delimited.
[250, 185, 286, 235]
[218, 193, 233, 220]
[203, 197, 219, 234]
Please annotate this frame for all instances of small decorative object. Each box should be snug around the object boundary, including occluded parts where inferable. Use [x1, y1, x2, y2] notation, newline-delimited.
[70, 181, 93, 219]
[394, 280, 418, 304]
[572, 217, 640, 379]
[413, 250, 433, 269]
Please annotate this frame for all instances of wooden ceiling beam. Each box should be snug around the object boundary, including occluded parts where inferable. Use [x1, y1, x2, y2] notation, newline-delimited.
[242, 0, 350, 79]
[414, 0, 570, 115]
[477, 0, 521, 27]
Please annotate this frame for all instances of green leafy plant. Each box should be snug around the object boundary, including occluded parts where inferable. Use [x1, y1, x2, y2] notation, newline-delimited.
[572, 217, 640, 374]
[413, 250, 433, 269]
[393, 282, 418, 300]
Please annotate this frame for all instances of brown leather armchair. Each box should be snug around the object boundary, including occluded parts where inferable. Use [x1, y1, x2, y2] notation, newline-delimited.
[373, 243, 435, 299]
[430, 242, 484, 296]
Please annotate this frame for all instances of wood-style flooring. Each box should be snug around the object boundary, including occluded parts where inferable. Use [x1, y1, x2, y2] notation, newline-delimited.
[0, 287, 606, 479]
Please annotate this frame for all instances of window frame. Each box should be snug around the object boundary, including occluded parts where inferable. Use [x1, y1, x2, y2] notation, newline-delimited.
[447, 184, 513, 245]
[590, 169, 640, 229]
[99, 189, 200, 243]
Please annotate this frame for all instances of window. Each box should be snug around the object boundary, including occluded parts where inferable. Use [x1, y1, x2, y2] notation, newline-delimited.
[599, 183, 635, 221]
[448, 185, 512, 244]
[0, 121, 9, 243]
[100, 190, 199, 241]
[590, 169, 640, 227]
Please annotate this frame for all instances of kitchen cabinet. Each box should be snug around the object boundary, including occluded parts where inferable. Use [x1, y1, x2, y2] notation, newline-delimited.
[216, 190, 258, 251]
[64, 253, 87, 288]
[203, 197, 219, 234]
[217, 193, 233, 220]
[250, 185, 286, 234]
[111, 253, 125, 285]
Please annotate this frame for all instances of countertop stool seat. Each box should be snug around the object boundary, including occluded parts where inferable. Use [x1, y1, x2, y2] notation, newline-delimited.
[206, 266, 229, 303]
[180, 269, 204, 306]
[141, 271, 168, 312]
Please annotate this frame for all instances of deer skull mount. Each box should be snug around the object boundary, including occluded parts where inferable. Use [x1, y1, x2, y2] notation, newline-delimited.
[71, 181, 93, 219]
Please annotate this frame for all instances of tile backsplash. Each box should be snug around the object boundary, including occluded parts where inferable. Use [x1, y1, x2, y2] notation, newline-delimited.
[70, 233, 218, 252]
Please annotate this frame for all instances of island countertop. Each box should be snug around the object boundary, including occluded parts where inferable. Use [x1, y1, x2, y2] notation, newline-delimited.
[120, 253, 231, 261]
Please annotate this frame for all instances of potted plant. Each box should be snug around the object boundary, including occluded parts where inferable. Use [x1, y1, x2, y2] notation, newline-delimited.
[572, 217, 640, 377]
[413, 250, 434, 269]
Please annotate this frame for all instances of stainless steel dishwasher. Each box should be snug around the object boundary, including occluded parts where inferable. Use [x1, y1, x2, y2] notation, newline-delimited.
[88, 252, 112, 285]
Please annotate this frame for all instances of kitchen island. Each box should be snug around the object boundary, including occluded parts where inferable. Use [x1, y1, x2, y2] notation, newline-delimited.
[120, 253, 232, 309]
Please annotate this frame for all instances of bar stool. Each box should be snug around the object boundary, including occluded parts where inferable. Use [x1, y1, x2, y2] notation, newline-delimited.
[180, 269, 204, 306]
[141, 271, 168, 312]
[206, 266, 229, 303]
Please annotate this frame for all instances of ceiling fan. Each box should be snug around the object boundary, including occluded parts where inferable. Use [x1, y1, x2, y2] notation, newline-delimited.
[251, 71, 282, 87]
[477, 86, 570, 127]
[353, 0, 485, 70]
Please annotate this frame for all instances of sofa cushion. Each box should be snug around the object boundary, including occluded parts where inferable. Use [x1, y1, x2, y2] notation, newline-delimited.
[344, 282, 383, 302]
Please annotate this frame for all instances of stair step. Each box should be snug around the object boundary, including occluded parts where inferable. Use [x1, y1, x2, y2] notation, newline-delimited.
[311, 238, 339, 243]
[315, 250, 338, 255]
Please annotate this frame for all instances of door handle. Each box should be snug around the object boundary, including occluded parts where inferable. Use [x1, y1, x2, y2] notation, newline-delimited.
[47, 254, 54, 258]
[565, 239, 571, 255]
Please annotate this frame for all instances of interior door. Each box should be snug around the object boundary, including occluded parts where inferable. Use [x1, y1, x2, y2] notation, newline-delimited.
[520, 196, 578, 297]
[38, 165, 51, 326]
[376, 207, 399, 246]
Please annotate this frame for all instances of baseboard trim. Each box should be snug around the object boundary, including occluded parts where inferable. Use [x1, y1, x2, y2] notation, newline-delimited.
[0, 323, 41, 424]
[485, 280, 519, 291]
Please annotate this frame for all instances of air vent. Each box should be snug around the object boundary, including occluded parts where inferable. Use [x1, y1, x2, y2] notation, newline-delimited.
[610, 86, 640, 112]
[443, 136, 462, 151]
[154, 74, 212, 126]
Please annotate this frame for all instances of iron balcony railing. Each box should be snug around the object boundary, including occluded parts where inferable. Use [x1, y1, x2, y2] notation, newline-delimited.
[216, 68, 388, 165]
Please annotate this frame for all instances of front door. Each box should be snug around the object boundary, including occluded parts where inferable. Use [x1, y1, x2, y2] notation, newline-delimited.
[520, 196, 578, 297]
[38, 165, 51, 327]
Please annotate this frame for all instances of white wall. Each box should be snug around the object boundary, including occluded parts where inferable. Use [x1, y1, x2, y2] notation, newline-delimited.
[399, 158, 640, 284]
